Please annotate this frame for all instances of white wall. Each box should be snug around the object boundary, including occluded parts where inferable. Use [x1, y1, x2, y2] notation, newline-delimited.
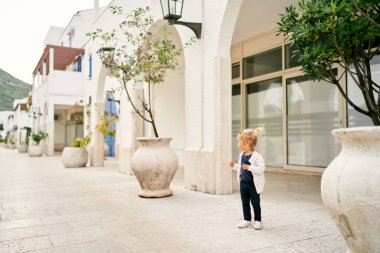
[44, 26, 65, 47]
[58, 8, 105, 48]
[48, 70, 84, 96]
[0, 111, 13, 138]
[54, 109, 66, 150]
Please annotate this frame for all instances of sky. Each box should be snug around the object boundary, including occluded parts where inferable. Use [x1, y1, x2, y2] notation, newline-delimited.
[0, 0, 110, 84]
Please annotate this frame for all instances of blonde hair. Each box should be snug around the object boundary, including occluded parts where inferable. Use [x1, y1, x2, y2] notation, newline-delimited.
[238, 127, 264, 150]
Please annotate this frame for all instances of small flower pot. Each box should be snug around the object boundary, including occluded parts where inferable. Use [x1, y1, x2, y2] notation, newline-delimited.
[62, 147, 89, 168]
[28, 145, 43, 157]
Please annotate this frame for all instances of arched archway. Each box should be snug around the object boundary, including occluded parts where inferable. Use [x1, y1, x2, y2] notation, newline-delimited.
[220, 0, 326, 178]
[91, 65, 120, 166]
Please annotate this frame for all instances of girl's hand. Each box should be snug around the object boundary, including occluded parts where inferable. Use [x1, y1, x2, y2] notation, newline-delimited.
[242, 164, 250, 170]
[229, 160, 235, 168]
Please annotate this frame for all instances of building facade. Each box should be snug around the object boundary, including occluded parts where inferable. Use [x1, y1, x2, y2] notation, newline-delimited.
[30, 0, 378, 194]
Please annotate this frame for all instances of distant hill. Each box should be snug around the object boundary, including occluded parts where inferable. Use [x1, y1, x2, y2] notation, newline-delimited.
[0, 68, 30, 111]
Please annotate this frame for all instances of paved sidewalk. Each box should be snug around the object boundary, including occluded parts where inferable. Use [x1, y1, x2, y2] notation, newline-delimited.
[0, 148, 347, 252]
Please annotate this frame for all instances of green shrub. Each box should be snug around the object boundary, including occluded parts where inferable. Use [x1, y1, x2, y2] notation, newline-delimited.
[70, 134, 91, 148]
[31, 130, 48, 145]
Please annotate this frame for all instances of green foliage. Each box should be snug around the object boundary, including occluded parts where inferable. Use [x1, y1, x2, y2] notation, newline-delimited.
[31, 130, 48, 145]
[70, 134, 91, 148]
[87, 6, 183, 137]
[278, 0, 380, 125]
[0, 123, 3, 131]
[7, 135, 15, 144]
[23, 127, 32, 145]
[0, 68, 30, 111]
[96, 113, 118, 136]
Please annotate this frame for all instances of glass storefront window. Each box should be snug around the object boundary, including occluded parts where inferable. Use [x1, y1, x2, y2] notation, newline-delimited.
[232, 84, 241, 158]
[247, 77, 283, 167]
[286, 75, 340, 167]
[243, 47, 282, 79]
[285, 44, 301, 69]
[347, 55, 380, 127]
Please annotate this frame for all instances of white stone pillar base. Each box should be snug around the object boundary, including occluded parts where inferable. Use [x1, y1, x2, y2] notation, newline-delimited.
[118, 146, 134, 175]
[184, 148, 232, 195]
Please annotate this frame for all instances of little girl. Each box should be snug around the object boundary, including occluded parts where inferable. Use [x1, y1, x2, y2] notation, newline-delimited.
[230, 128, 265, 229]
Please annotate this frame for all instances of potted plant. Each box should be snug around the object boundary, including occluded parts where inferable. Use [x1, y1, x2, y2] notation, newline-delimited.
[28, 130, 48, 157]
[7, 135, 16, 149]
[88, 6, 183, 197]
[62, 134, 91, 168]
[3, 134, 8, 148]
[279, 1, 380, 252]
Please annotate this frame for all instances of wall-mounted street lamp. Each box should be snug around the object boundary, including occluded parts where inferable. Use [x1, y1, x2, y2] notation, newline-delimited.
[98, 47, 115, 67]
[160, 0, 202, 39]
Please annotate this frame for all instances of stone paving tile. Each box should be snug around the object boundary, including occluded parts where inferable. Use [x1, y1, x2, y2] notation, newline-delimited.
[244, 234, 347, 253]
[0, 223, 72, 241]
[0, 236, 54, 253]
[0, 218, 43, 231]
[30, 241, 127, 253]
[0, 209, 59, 222]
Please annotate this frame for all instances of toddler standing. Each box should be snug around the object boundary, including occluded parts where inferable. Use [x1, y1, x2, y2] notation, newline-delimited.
[230, 128, 265, 229]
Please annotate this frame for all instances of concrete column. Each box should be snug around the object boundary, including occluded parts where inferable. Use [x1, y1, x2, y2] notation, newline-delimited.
[90, 102, 104, 167]
[183, 41, 204, 191]
[213, 56, 232, 194]
[46, 103, 55, 156]
[184, 57, 232, 195]
[118, 89, 143, 175]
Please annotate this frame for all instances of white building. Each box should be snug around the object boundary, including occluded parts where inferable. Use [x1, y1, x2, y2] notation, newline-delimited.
[12, 97, 31, 147]
[30, 0, 377, 195]
[0, 111, 13, 140]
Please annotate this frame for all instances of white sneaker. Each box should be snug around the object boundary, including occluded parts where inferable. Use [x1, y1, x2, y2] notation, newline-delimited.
[254, 221, 262, 230]
[238, 220, 252, 228]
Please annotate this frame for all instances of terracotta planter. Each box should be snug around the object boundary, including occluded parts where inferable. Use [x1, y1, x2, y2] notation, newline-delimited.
[28, 145, 43, 157]
[62, 147, 88, 168]
[131, 138, 178, 198]
[321, 126, 380, 253]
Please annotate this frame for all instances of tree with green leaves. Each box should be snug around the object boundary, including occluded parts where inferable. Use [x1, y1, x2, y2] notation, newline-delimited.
[278, 0, 380, 125]
[87, 6, 184, 137]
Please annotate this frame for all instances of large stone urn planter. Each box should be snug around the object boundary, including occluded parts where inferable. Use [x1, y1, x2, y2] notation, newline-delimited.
[321, 126, 380, 253]
[17, 144, 28, 153]
[131, 138, 178, 198]
[28, 145, 43, 157]
[62, 147, 88, 168]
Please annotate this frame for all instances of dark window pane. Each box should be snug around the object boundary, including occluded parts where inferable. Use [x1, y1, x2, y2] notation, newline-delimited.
[243, 47, 282, 79]
[285, 44, 301, 69]
[232, 84, 241, 158]
[232, 83, 241, 96]
[232, 64, 240, 79]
